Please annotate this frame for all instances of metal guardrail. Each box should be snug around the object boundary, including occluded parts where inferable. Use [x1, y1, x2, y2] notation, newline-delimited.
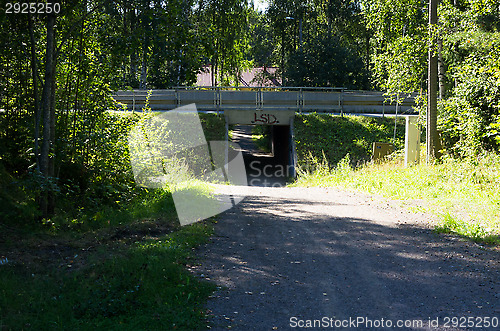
[112, 87, 417, 115]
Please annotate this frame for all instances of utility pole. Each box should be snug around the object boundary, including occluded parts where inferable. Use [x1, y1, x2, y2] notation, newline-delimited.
[427, 0, 440, 163]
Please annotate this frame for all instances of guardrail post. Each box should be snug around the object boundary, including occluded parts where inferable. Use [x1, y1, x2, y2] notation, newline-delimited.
[298, 88, 303, 114]
[214, 87, 219, 114]
[255, 88, 259, 111]
[256, 87, 263, 111]
[340, 89, 344, 117]
[175, 89, 180, 107]
[132, 90, 136, 112]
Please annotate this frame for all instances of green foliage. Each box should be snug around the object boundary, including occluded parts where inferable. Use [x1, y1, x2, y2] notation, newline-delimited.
[438, 3, 500, 156]
[199, 113, 226, 142]
[435, 212, 499, 245]
[247, 9, 277, 67]
[0, 162, 39, 224]
[50, 110, 224, 230]
[268, 0, 370, 83]
[0, 222, 216, 329]
[0, 105, 226, 229]
[372, 34, 427, 95]
[98, 0, 203, 89]
[294, 114, 405, 168]
[363, 0, 500, 157]
[196, 0, 251, 86]
[286, 34, 369, 89]
[362, 0, 428, 94]
[362, 0, 427, 42]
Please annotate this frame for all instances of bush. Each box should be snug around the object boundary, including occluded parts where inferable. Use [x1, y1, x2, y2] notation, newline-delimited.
[0, 162, 39, 224]
[439, 33, 500, 156]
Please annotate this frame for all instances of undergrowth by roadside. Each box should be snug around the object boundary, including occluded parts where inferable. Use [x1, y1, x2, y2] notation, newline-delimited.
[0, 166, 222, 329]
[0, 219, 215, 330]
[292, 151, 500, 246]
[0, 110, 226, 329]
[0, 110, 227, 330]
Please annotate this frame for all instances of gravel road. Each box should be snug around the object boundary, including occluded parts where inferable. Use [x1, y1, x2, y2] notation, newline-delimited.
[194, 186, 499, 330]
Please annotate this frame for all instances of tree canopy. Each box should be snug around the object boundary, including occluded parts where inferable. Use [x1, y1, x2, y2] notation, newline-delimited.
[1, 0, 500, 222]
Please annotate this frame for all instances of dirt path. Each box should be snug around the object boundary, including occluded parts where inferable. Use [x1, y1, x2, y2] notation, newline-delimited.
[194, 187, 499, 330]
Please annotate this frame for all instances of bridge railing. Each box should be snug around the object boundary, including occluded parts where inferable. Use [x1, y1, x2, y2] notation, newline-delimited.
[112, 86, 417, 115]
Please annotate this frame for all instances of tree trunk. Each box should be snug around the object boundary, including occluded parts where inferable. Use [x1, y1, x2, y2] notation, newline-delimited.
[28, 14, 41, 171]
[39, 13, 57, 217]
[438, 38, 446, 100]
[47, 51, 57, 216]
[140, 36, 148, 89]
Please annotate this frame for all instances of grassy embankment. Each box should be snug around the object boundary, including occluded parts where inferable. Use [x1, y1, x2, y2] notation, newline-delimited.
[292, 114, 500, 245]
[0, 113, 226, 329]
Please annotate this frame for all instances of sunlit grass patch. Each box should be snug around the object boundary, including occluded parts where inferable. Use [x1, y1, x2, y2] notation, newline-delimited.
[435, 212, 499, 245]
[251, 125, 272, 153]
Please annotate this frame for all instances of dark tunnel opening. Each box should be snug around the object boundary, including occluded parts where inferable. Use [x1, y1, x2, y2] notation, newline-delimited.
[231, 125, 294, 187]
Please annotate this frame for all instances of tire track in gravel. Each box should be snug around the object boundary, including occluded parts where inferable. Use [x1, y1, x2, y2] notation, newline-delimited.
[193, 186, 499, 330]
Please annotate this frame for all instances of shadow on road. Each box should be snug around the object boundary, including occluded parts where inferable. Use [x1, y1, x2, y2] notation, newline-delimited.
[197, 192, 500, 330]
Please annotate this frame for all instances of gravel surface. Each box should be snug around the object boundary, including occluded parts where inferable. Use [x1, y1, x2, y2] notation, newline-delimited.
[194, 186, 500, 330]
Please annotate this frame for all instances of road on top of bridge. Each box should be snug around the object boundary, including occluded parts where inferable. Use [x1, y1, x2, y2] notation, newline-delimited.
[192, 186, 500, 330]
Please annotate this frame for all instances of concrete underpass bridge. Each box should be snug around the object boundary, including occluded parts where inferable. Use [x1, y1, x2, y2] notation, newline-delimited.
[112, 86, 417, 115]
[112, 87, 418, 185]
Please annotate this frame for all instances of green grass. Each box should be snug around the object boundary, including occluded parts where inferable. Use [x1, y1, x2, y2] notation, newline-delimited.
[294, 114, 406, 167]
[292, 152, 500, 245]
[435, 212, 499, 245]
[0, 221, 216, 330]
[47, 187, 178, 232]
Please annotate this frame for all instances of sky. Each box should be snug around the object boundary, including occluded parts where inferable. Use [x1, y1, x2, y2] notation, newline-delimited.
[253, 0, 269, 12]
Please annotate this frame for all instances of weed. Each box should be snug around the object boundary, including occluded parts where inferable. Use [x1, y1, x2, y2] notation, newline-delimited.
[435, 212, 499, 245]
